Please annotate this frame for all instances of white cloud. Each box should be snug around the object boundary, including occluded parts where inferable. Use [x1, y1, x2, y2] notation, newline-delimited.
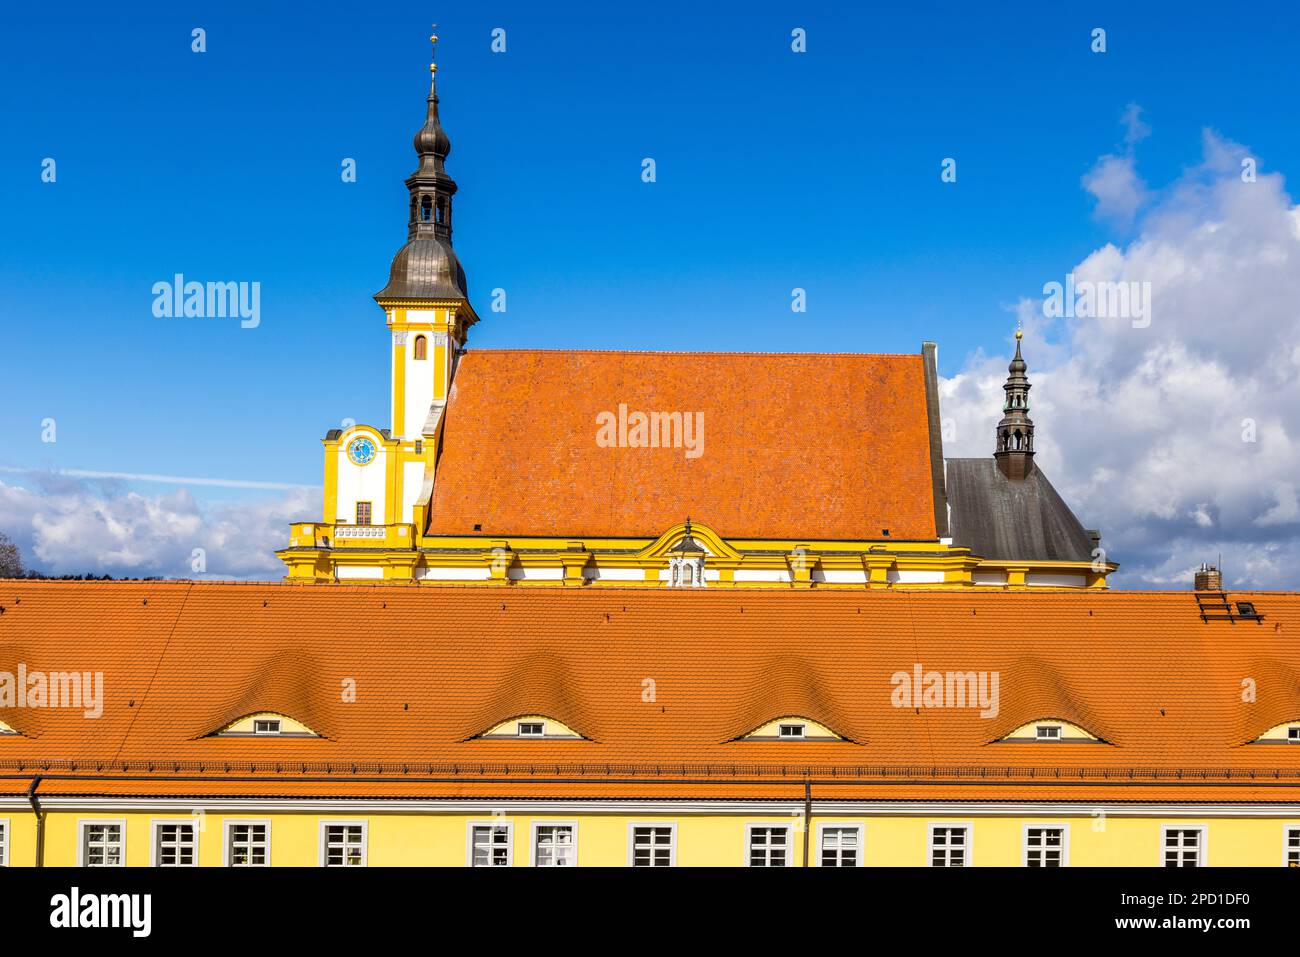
[0, 474, 319, 579]
[1083, 155, 1148, 228]
[944, 126, 1300, 589]
[1082, 103, 1153, 229]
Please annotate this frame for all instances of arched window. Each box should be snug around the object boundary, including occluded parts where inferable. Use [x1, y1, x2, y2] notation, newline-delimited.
[420, 195, 433, 221]
[413, 335, 427, 360]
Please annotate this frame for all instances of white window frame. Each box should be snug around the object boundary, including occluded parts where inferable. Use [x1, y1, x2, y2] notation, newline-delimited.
[0, 818, 8, 867]
[150, 819, 199, 867]
[778, 723, 806, 739]
[1035, 724, 1062, 740]
[319, 820, 368, 867]
[223, 819, 272, 867]
[1284, 824, 1300, 867]
[1160, 825, 1205, 868]
[1289, 726, 1300, 742]
[77, 819, 127, 868]
[1022, 823, 1069, 867]
[517, 721, 544, 738]
[928, 823, 972, 867]
[816, 823, 864, 867]
[252, 718, 282, 735]
[745, 823, 792, 867]
[530, 821, 578, 867]
[466, 820, 514, 867]
[627, 822, 677, 867]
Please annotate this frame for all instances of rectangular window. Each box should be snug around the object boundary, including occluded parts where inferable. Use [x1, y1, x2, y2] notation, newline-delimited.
[322, 824, 366, 866]
[355, 501, 372, 526]
[470, 824, 512, 867]
[517, 721, 544, 737]
[154, 822, 196, 867]
[0, 821, 7, 867]
[930, 826, 968, 867]
[227, 823, 270, 867]
[778, 723, 806, 739]
[81, 822, 124, 867]
[630, 826, 674, 867]
[534, 824, 576, 867]
[748, 826, 790, 867]
[1289, 727, 1300, 742]
[1163, 827, 1203, 867]
[1286, 827, 1300, 867]
[1036, 725, 1062, 740]
[253, 718, 281, 735]
[819, 826, 860, 867]
[1025, 826, 1066, 867]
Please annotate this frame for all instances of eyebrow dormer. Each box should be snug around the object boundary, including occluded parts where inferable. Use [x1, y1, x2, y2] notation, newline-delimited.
[736, 716, 844, 742]
[211, 712, 320, 738]
[476, 715, 584, 740]
[1249, 720, 1300, 744]
[996, 719, 1102, 743]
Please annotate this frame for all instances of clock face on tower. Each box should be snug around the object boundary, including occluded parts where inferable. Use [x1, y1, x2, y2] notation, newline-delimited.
[346, 436, 378, 466]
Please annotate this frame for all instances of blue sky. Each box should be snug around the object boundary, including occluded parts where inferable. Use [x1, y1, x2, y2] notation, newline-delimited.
[4, 1, 1300, 583]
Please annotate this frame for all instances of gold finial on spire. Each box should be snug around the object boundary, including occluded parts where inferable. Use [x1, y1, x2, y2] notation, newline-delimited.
[429, 24, 439, 76]
[1015, 318, 1023, 340]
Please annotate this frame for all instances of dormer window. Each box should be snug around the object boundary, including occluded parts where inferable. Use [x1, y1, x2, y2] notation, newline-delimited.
[477, 716, 585, 740]
[1248, 721, 1300, 744]
[995, 718, 1102, 744]
[738, 716, 843, 742]
[212, 713, 319, 738]
[667, 519, 707, 588]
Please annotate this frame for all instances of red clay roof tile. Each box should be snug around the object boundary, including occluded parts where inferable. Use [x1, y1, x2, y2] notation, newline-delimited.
[426, 351, 938, 539]
[2, 581, 1299, 802]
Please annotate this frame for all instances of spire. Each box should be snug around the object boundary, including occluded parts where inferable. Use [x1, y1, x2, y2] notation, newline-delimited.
[374, 26, 470, 304]
[413, 27, 451, 174]
[993, 327, 1035, 480]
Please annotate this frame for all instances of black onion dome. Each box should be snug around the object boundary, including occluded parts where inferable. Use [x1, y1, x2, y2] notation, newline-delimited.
[376, 238, 468, 301]
[374, 38, 471, 304]
[414, 92, 451, 160]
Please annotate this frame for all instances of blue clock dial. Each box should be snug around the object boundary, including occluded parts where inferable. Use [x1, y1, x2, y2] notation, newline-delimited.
[347, 437, 377, 466]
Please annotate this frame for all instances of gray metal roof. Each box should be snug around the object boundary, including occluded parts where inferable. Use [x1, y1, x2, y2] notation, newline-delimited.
[945, 457, 1095, 562]
[374, 237, 468, 302]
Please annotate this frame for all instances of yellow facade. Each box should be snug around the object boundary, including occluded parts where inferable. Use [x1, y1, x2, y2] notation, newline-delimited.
[5, 807, 1297, 867]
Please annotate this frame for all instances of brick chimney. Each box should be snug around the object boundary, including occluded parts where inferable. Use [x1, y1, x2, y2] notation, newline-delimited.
[1193, 563, 1222, 592]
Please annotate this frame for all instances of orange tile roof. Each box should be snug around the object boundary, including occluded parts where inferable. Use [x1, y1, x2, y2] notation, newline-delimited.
[2, 580, 1299, 803]
[425, 350, 938, 539]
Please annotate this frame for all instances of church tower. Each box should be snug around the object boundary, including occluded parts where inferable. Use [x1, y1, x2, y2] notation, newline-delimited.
[993, 329, 1034, 480]
[279, 31, 481, 581]
[375, 28, 479, 452]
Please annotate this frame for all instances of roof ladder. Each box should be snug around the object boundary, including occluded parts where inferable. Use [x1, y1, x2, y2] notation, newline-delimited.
[1194, 591, 1263, 624]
